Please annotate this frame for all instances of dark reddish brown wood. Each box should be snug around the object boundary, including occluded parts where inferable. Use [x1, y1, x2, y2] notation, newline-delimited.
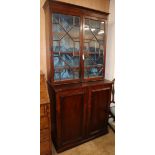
[47, 80, 112, 152]
[50, 79, 112, 92]
[44, 0, 108, 84]
[54, 79, 81, 85]
[55, 89, 86, 147]
[54, 51, 80, 55]
[44, 1, 112, 153]
[87, 86, 111, 136]
[58, 89, 87, 145]
[103, 20, 107, 78]
[80, 15, 84, 82]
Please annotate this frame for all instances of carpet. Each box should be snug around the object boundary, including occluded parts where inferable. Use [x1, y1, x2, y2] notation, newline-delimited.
[52, 128, 115, 155]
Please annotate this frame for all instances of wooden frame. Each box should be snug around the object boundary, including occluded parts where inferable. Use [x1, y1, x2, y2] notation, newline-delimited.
[82, 15, 106, 82]
[44, 1, 113, 152]
[44, 0, 109, 85]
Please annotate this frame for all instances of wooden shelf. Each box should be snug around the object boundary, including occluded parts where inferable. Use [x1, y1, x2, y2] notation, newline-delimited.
[85, 64, 103, 69]
[54, 51, 80, 56]
[84, 51, 103, 55]
[54, 66, 79, 72]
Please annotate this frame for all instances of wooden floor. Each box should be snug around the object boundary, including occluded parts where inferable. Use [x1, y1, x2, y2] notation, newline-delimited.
[52, 129, 115, 155]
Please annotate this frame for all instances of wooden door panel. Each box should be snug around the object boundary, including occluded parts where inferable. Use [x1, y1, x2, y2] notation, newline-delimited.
[88, 87, 111, 135]
[57, 89, 86, 145]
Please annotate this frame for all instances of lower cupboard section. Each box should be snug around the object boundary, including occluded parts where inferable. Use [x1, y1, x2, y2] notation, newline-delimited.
[48, 80, 112, 153]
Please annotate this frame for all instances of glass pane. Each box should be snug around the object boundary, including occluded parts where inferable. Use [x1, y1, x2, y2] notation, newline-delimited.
[84, 55, 96, 66]
[95, 30, 104, 41]
[60, 14, 73, 31]
[84, 42, 89, 51]
[84, 54, 103, 66]
[53, 24, 65, 40]
[53, 41, 59, 52]
[53, 13, 59, 24]
[60, 35, 74, 52]
[52, 13, 80, 81]
[84, 28, 94, 41]
[74, 17, 80, 27]
[100, 21, 105, 30]
[54, 54, 80, 68]
[54, 72, 60, 81]
[54, 69, 80, 81]
[89, 19, 100, 29]
[69, 27, 80, 41]
[75, 42, 80, 52]
[100, 45, 104, 53]
[84, 18, 105, 79]
[54, 55, 62, 67]
[89, 40, 100, 53]
[84, 67, 103, 78]
[61, 69, 73, 80]
[74, 71, 79, 79]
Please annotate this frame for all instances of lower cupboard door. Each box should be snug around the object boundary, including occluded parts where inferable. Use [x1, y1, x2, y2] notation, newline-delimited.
[57, 89, 87, 146]
[88, 87, 111, 136]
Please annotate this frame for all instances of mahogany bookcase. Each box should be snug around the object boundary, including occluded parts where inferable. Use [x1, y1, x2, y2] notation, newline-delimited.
[43, 0, 112, 152]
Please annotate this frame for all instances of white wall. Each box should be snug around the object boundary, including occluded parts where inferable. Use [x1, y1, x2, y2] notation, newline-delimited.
[105, 0, 115, 80]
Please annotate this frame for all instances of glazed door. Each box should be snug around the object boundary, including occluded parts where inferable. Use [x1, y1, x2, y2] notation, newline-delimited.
[83, 17, 106, 81]
[52, 13, 81, 83]
[56, 88, 87, 147]
[51, 12, 107, 84]
[87, 86, 111, 136]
